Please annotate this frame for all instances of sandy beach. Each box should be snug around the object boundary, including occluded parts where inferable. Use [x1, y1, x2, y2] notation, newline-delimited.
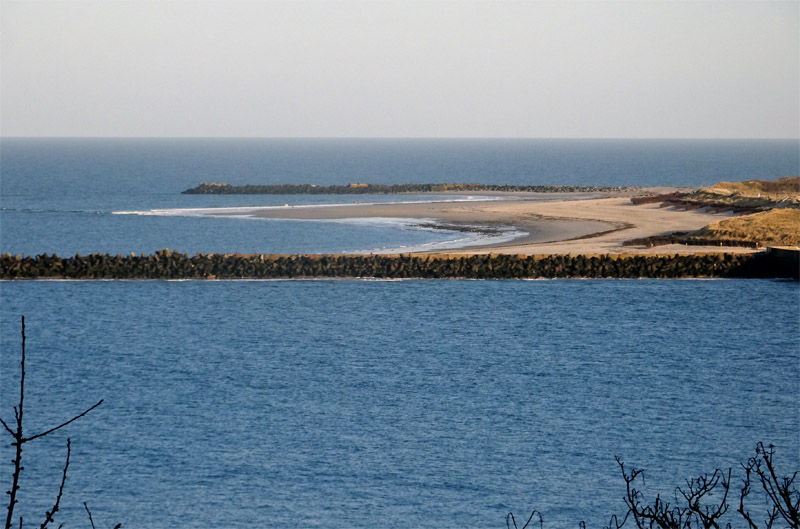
[202, 189, 759, 255]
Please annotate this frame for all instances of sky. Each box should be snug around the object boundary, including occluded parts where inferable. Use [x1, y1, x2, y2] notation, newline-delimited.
[1, 0, 797, 138]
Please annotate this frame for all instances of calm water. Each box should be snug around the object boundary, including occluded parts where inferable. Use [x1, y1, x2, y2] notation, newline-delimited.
[1, 139, 799, 528]
[1, 138, 798, 255]
[0, 280, 798, 529]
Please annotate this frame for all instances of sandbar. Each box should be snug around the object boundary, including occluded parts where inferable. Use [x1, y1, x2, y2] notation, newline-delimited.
[205, 189, 758, 255]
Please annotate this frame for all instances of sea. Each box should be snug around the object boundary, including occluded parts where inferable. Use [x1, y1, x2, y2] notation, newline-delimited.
[0, 138, 798, 528]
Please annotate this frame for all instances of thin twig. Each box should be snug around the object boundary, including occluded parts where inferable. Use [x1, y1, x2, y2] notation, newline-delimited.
[4, 317, 26, 529]
[4, 317, 104, 529]
[506, 510, 540, 529]
[0, 417, 14, 437]
[84, 502, 96, 529]
[40, 439, 70, 529]
[23, 400, 104, 443]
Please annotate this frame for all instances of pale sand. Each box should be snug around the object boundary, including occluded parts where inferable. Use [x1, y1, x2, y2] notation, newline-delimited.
[224, 191, 759, 255]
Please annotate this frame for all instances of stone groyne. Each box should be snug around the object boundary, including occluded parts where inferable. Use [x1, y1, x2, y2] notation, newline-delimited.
[182, 182, 632, 195]
[2, 251, 796, 280]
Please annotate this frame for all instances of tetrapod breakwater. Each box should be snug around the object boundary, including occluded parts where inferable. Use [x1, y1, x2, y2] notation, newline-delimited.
[1, 250, 796, 280]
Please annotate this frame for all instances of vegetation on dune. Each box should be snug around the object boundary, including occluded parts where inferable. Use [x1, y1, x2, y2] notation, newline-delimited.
[626, 209, 800, 249]
[678, 177, 799, 210]
[695, 209, 800, 247]
[630, 177, 799, 211]
[705, 177, 800, 199]
[628, 177, 799, 249]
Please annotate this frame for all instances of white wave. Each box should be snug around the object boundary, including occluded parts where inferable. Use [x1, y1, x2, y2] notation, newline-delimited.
[110, 196, 528, 254]
[111, 195, 505, 217]
[352, 224, 528, 254]
[277, 216, 528, 253]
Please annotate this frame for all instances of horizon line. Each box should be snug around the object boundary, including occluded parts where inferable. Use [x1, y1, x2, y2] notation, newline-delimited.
[2, 136, 799, 141]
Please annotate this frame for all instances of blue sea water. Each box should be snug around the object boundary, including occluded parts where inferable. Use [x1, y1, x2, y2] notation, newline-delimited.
[0, 139, 799, 529]
[0, 280, 798, 529]
[1, 138, 798, 255]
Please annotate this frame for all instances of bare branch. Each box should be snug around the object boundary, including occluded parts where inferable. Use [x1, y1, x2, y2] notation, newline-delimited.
[23, 400, 104, 443]
[677, 469, 730, 529]
[0, 418, 13, 438]
[738, 463, 760, 529]
[604, 512, 630, 529]
[506, 510, 541, 529]
[512, 444, 795, 529]
[4, 317, 107, 529]
[741, 443, 800, 529]
[84, 502, 96, 529]
[4, 317, 26, 529]
[40, 439, 70, 529]
[19, 317, 25, 436]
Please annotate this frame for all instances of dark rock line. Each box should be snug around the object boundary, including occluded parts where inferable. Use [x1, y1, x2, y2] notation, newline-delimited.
[2, 250, 795, 280]
[182, 182, 633, 195]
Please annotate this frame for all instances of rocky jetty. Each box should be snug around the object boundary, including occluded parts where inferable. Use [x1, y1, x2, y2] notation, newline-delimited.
[1, 250, 795, 280]
[182, 182, 632, 195]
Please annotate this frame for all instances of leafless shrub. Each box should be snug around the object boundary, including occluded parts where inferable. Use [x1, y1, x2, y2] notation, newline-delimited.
[1, 317, 108, 529]
[510, 444, 797, 529]
[738, 443, 799, 529]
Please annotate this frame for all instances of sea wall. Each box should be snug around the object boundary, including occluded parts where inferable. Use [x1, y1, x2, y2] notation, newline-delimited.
[1, 251, 795, 280]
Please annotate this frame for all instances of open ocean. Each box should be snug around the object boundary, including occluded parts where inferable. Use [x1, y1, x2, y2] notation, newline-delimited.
[1, 138, 799, 528]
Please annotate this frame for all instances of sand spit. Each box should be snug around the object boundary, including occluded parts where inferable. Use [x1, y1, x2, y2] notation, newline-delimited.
[214, 190, 759, 255]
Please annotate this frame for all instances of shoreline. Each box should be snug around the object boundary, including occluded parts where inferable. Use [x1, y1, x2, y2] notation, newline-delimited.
[193, 188, 759, 255]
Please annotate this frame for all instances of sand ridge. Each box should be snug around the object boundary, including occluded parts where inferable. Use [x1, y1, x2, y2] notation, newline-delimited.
[215, 190, 759, 255]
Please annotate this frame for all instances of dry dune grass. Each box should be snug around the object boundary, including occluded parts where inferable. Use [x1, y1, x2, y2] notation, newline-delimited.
[687, 177, 800, 208]
[695, 208, 800, 246]
[705, 176, 799, 197]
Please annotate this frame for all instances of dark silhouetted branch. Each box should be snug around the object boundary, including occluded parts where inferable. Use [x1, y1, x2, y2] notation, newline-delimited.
[4, 316, 26, 529]
[84, 502, 120, 529]
[506, 509, 542, 529]
[40, 439, 70, 529]
[604, 512, 630, 529]
[0, 418, 13, 438]
[677, 469, 730, 529]
[2, 317, 104, 529]
[84, 502, 96, 529]
[23, 400, 104, 443]
[739, 443, 799, 529]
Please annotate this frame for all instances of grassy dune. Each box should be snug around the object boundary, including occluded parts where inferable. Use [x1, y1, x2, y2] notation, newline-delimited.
[695, 208, 800, 246]
[706, 176, 799, 197]
[684, 176, 799, 208]
[627, 177, 799, 248]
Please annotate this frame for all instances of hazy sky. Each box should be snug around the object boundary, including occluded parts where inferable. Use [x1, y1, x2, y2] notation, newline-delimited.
[1, 0, 797, 138]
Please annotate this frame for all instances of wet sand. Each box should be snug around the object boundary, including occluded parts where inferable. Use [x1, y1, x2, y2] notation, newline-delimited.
[208, 190, 759, 255]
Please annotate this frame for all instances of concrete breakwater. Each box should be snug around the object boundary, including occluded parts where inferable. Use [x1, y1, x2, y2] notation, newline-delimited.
[1, 251, 796, 280]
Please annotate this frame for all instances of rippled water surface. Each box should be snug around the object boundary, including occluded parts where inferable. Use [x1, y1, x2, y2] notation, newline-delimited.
[2, 138, 798, 255]
[1, 279, 797, 529]
[1, 139, 798, 529]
